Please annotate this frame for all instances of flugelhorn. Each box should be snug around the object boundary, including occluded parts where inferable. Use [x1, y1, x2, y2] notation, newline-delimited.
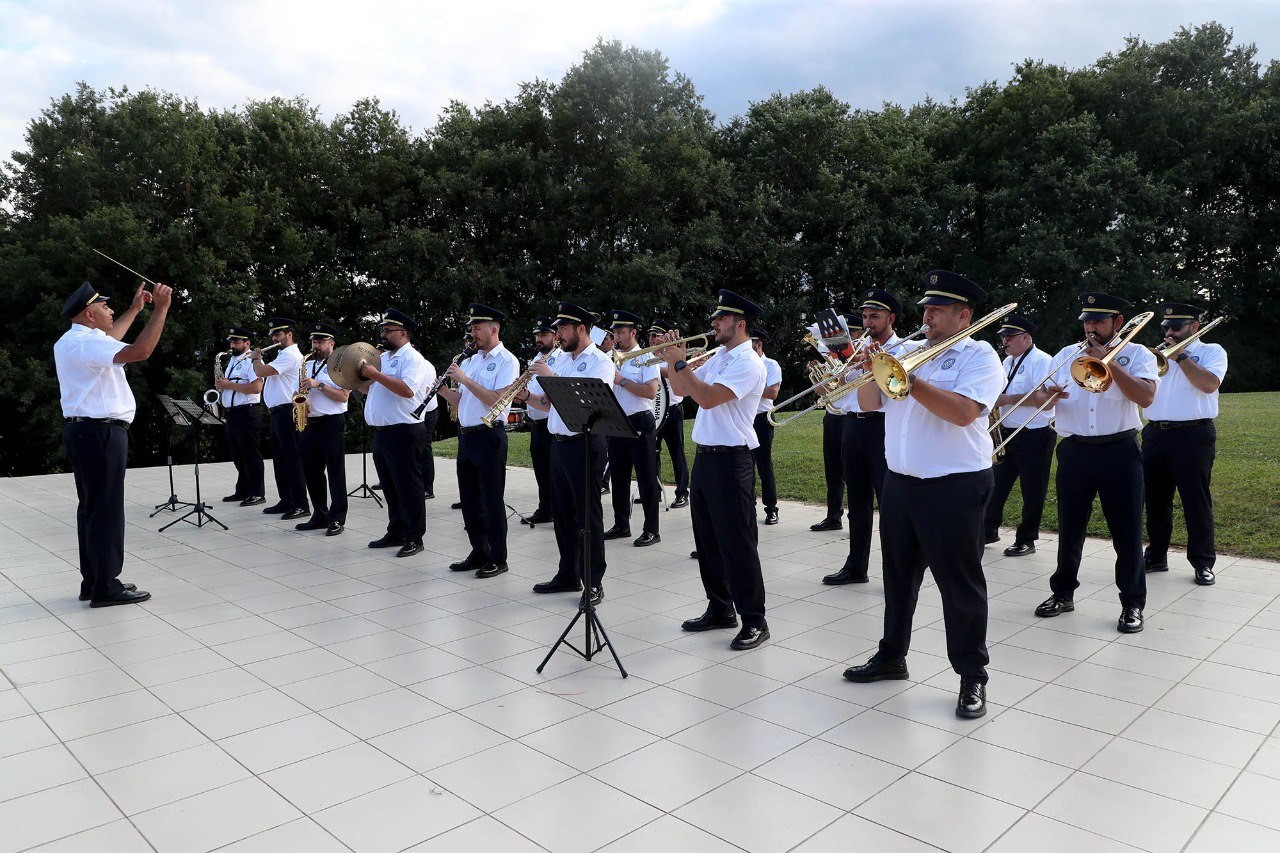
[616, 332, 711, 365]
[1150, 316, 1224, 377]
[870, 304, 1019, 401]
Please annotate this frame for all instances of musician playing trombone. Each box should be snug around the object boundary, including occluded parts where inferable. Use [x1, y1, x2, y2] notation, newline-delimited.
[823, 288, 903, 586]
[844, 271, 1003, 720]
[1034, 293, 1158, 634]
[436, 304, 519, 579]
[214, 327, 266, 506]
[1142, 301, 1228, 586]
[982, 314, 1056, 558]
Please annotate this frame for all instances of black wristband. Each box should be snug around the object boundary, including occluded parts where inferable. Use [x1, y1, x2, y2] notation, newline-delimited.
[674, 360, 687, 373]
[1175, 353, 1189, 363]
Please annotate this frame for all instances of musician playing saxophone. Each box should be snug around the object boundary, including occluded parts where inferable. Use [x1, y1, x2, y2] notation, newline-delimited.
[251, 318, 309, 521]
[436, 304, 519, 579]
[214, 327, 266, 506]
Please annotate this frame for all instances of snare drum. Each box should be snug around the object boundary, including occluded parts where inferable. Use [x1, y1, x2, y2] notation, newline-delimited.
[506, 408, 527, 432]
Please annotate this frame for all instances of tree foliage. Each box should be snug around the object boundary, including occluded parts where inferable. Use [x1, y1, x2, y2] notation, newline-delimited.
[0, 25, 1274, 475]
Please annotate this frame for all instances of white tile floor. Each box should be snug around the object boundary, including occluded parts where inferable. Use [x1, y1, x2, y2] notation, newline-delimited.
[1, 454, 1279, 852]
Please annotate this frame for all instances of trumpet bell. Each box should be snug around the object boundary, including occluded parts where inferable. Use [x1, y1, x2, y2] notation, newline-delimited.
[327, 342, 379, 392]
[1070, 355, 1113, 392]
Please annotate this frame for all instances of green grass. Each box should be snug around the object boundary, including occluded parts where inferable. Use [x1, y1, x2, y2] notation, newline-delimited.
[435, 391, 1280, 560]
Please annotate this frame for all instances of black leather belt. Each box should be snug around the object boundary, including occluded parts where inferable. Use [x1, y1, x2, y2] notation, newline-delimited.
[227, 404, 256, 411]
[308, 413, 342, 420]
[552, 433, 585, 442]
[269, 403, 291, 413]
[460, 424, 501, 434]
[697, 444, 749, 454]
[65, 417, 129, 427]
[1066, 429, 1137, 445]
[849, 411, 884, 419]
[370, 422, 420, 431]
[1148, 419, 1213, 430]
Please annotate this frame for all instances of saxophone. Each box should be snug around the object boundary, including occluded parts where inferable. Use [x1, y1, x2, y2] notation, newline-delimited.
[292, 354, 313, 432]
[481, 346, 561, 427]
[203, 350, 230, 415]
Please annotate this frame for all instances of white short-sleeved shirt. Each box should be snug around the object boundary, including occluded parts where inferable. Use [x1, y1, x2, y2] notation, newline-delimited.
[691, 340, 766, 449]
[1049, 341, 1158, 437]
[54, 325, 134, 422]
[220, 353, 261, 407]
[613, 346, 661, 416]
[547, 344, 616, 436]
[835, 333, 902, 414]
[877, 336, 1004, 478]
[262, 344, 303, 408]
[364, 343, 433, 427]
[525, 350, 555, 422]
[1144, 340, 1227, 421]
[457, 343, 519, 427]
[305, 358, 348, 416]
[997, 346, 1055, 429]
[756, 356, 782, 414]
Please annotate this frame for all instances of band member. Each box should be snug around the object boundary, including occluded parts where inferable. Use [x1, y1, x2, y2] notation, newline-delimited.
[824, 289, 901, 585]
[604, 309, 663, 546]
[845, 271, 1003, 719]
[437, 304, 519, 578]
[524, 317, 557, 524]
[446, 332, 472, 509]
[296, 322, 349, 536]
[55, 279, 172, 606]
[1142, 301, 1227, 585]
[750, 333, 782, 525]
[1034, 293, 1158, 633]
[251, 318, 309, 520]
[648, 318, 689, 508]
[983, 314, 1056, 557]
[810, 322, 845, 532]
[214, 327, 265, 506]
[663, 290, 770, 651]
[523, 302, 615, 604]
[362, 309, 433, 558]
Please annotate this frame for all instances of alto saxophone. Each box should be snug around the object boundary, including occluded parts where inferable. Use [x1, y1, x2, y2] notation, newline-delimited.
[293, 354, 313, 432]
[203, 350, 230, 414]
[481, 346, 561, 427]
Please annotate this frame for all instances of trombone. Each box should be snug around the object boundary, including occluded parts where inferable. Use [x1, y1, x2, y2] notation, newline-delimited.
[870, 304, 1019, 400]
[1150, 316, 1225, 376]
[1069, 311, 1155, 393]
[989, 339, 1089, 460]
[768, 326, 928, 427]
[615, 332, 711, 365]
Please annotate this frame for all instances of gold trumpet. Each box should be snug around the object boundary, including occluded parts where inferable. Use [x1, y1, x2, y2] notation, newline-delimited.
[870, 304, 1019, 400]
[615, 332, 711, 365]
[1069, 311, 1155, 393]
[1150, 316, 1224, 377]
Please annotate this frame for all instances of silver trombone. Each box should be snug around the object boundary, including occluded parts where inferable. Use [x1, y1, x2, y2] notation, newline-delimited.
[768, 326, 928, 427]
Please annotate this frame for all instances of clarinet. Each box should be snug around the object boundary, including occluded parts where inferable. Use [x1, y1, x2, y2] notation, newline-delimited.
[413, 347, 474, 419]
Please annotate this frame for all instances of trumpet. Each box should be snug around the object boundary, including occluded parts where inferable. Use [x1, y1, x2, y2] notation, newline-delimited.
[1150, 316, 1224, 376]
[615, 332, 711, 365]
[870, 304, 1019, 401]
[768, 327, 927, 427]
[637, 346, 707, 367]
[1069, 311, 1155, 393]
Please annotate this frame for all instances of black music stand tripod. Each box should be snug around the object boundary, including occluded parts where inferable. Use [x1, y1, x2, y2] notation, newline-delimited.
[536, 377, 638, 678]
[153, 396, 227, 532]
[346, 394, 383, 507]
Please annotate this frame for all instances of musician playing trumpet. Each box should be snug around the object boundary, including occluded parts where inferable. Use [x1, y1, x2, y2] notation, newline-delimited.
[296, 323, 349, 536]
[215, 327, 266, 506]
[436, 304, 519, 579]
[603, 309, 663, 547]
[251, 318, 310, 521]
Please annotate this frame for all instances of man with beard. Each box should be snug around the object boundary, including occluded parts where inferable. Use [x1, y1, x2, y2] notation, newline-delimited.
[523, 317, 558, 524]
[603, 309, 663, 547]
[251, 318, 310, 521]
[213, 326, 265, 506]
[295, 322, 350, 536]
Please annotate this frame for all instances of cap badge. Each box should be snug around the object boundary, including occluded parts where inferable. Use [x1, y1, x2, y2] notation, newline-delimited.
[1087, 295, 1096, 304]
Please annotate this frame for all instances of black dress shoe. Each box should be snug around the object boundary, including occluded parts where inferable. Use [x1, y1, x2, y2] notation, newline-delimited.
[956, 679, 987, 719]
[1195, 567, 1216, 586]
[527, 510, 553, 524]
[681, 609, 738, 632]
[1035, 596, 1074, 617]
[80, 583, 136, 602]
[810, 517, 842, 532]
[1145, 560, 1170, 573]
[822, 567, 869, 585]
[281, 508, 309, 521]
[294, 518, 328, 531]
[326, 522, 345, 537]
[1003, 542, 1036, 557]
[371, 483, 383, 491]
[587, 586, 604, 606]
[843, 656, 909, 682]
[533, 577, 584, 594]
[240, 496, 265, 507]
[633, 496, 643, 504]
[603, 526, 631, 541]
[90, 588, 152, 608]
[670, 495, 689, 509]
[475, 562, 509, 579]
[1118, 607, 1144, 633]
[984, 533, 1001, 545]
[450, 501, 462, 510]
[424, 491, 435, 500]
[396, 540, 425, 558]
[262, 502, 289, 514]
[689, 550, 698, 560]
[449, 556, 485, 572]
[633, 532, 660, 547]
[730, 625, 769, 650]
[369, 535, 403, 549]
[764, 508, 779, 526]
[222, 494, 246, 503]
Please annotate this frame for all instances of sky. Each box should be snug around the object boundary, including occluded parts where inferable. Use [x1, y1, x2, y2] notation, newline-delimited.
[1, 0, 1276, 166]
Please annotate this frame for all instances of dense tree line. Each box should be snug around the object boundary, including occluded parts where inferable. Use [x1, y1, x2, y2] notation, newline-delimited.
[0, 23, 1274, 476]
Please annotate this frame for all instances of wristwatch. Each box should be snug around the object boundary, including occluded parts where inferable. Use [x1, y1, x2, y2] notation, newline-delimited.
[620, 378, 629, 388]
[674, 359, 687, 373]
[1175, 353, 1189, 363]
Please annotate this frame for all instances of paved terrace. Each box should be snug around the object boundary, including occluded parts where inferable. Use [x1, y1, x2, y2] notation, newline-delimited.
[2, 456, 1279, 852]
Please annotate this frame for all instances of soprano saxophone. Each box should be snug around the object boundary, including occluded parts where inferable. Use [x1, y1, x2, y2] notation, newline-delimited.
[292, 354, 313, 432]
[481, 346, 561, 427]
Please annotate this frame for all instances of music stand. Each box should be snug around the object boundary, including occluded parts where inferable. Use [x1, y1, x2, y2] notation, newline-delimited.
[536, 377, 638, 678]
[346, 395, 383, 507]
[154, 396, 227, 532]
